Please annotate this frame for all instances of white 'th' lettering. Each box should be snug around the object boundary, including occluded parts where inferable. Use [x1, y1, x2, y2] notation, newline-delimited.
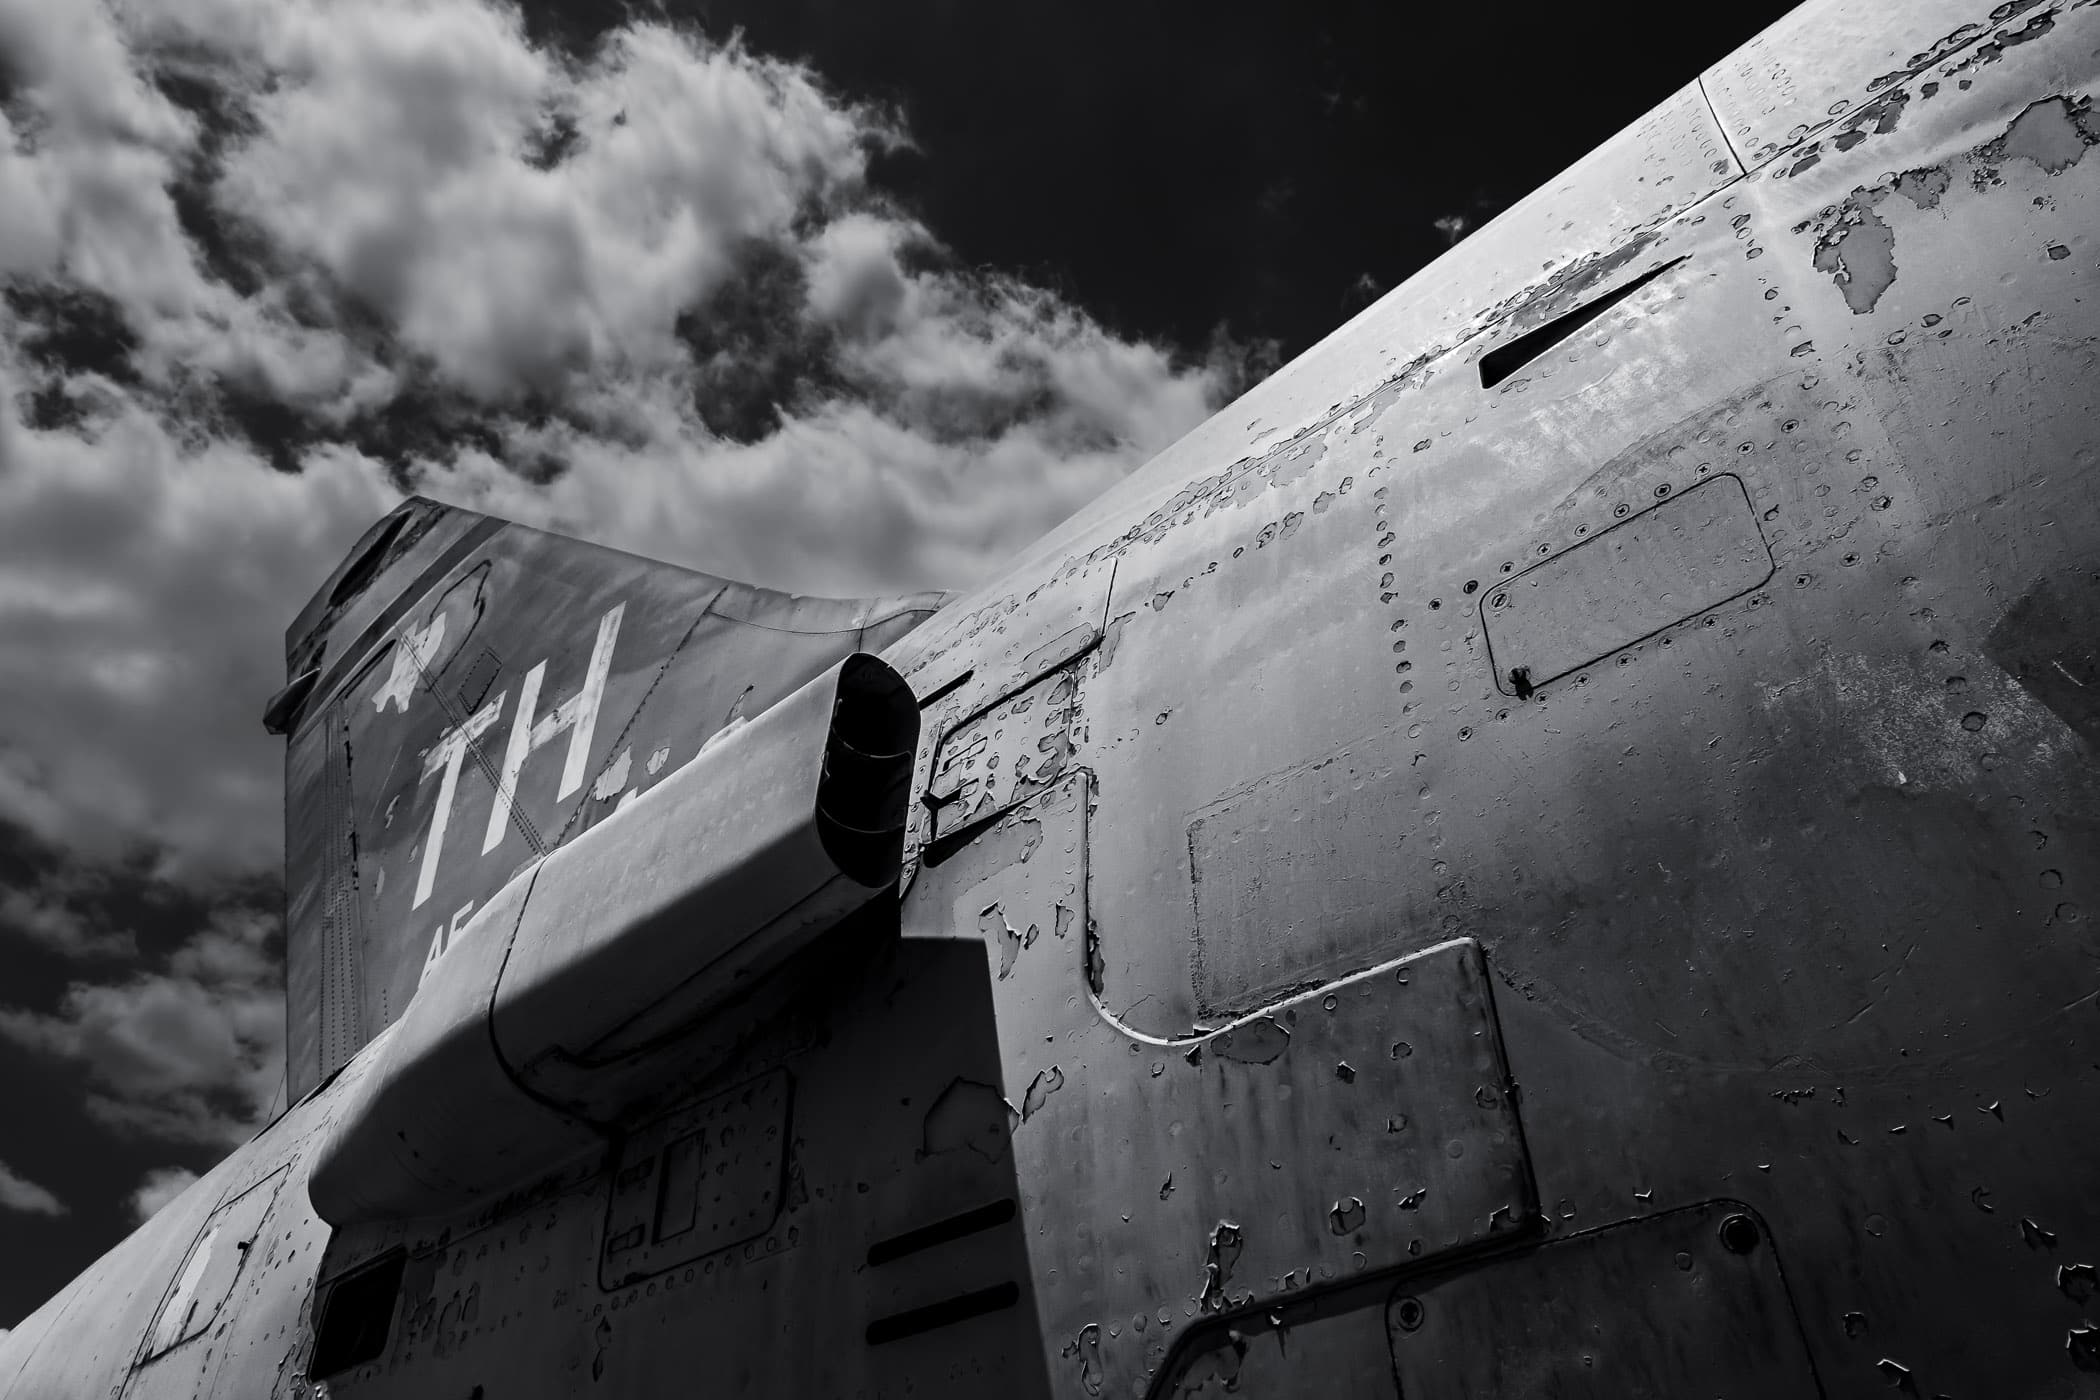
[482, 603, 623, 855]
[412, 694, 505, 910]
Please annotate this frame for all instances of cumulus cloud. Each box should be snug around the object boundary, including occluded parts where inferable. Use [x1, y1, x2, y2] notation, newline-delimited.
[127, 1166, 200, 1223]
[0, 0, 1248, 881]
[0, 874, 136, 959]
[0, 908, 285, 1147]
[0, 0, 1259, 1207]
[0, 1160, 66, 1217]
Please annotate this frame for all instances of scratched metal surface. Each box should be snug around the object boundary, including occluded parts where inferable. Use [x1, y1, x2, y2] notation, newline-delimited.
[902, 778, 1537, 1399]
[6, 0, 2100, 1396]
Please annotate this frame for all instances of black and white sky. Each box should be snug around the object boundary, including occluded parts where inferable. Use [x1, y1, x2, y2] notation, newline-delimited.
[0, 0, 1795, 1327]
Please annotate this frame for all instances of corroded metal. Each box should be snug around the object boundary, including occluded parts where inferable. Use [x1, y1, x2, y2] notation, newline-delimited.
[5, 1, 2100, 1396]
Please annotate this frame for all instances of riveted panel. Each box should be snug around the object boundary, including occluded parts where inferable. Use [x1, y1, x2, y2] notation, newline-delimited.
[1385, 1202, 1821, 1397]
[1041, 939, 1534, 1399]
[1187, 742, 1403, 1020]
[926, 665, 1082, 842]
[1481, 472, 1774, 694]
[599, 1070, 790, 1289]
[1152, 1202, 1819, 1399]
[121, 1166, 298, 1400]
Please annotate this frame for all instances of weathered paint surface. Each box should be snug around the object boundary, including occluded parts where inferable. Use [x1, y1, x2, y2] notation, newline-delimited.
[4, 0, 2100, 1395]
[275, 507, 945, 1099]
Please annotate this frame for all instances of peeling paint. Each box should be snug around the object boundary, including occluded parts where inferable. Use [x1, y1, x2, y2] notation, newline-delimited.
[1096, 611, 1135, 672]
[1800, 93, 2096, 314]
[1987, 95, 2095, 175]
[589, 746, 632, 801]
[1942, 10, 2057, 75]
[1019, 1064, 1065, 1120]
[1197, 1221, 1244, 1313]
[1892, 167, 1952, 209]
[985, 903, 1023, 980]
[1209, 1016, 1291, 1065]
[1812, 191, 1900, 315]
[1866, 0, 2045, 92]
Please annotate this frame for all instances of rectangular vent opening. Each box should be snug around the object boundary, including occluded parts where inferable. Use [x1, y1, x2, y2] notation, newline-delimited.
[865, 1281, 1020, 1346]
[867, 1197, 1017, 1267]
[309, 1249, 407, 1379]
[916, 668, 974, 709]
[1478, 256, 1689, 389]
[654, 1129, 704, 1241]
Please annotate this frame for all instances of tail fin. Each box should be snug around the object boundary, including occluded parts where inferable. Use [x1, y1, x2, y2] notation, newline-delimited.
[270, 497, 948, 1101]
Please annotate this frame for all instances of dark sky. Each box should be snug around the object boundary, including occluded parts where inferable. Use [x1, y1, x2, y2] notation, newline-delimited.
[658, 0, 1795, 359]
[0, 0, 1798, 1331]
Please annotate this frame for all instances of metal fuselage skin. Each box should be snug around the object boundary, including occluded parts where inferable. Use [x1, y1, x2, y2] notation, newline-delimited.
[6, 0, 2100, 1394]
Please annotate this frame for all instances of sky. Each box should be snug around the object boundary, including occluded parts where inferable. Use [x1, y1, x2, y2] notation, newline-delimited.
[0, 0, 1798, 1329]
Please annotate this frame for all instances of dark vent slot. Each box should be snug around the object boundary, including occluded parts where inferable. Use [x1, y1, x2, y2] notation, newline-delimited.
[916, 668, 974, 709]
[310, 1249, 407, 1378]
[865, 1281, 1020, 1345]
[326, 512, 410, 610]
[920, 809, 1008, 868]
[867, 1198, 1017, 1267]
[1478, 256, 1689, 389]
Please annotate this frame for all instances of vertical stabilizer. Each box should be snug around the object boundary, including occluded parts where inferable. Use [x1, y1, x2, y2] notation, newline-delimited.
[271, 498, 947, 1101]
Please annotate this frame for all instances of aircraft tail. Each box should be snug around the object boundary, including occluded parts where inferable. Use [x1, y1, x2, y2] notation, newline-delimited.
[268, 497, 948, 1102]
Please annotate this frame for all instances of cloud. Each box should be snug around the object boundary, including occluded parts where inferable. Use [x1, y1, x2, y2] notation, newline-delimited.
[0, 877, 137, 959]
[0, 907, 285, 1147]
[0, 0, 1249, 884]
[0, 388, 395, 877]
[0, 1161, 67, 1217]
[127, 1166, 200, 1223]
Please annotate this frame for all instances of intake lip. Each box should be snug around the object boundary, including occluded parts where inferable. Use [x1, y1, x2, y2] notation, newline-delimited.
[816, 653, 920, 886]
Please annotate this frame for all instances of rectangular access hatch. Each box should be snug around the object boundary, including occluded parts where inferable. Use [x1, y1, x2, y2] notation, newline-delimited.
[1158, 1202, 1824, 1398]
[1482, 472, 1772, 693]
[923, 666, 1080, 843]
[600, 1070, 791, 1289]
[1386, 1201, 1823, 1397]
[138, 1169, 286, 1363]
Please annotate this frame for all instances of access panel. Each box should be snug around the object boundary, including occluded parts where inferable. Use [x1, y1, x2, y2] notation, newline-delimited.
[1386, 1202, 1821, 1398]
[1481, 472, 1773, 694]
[1154, 1201, 1821, 1399]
